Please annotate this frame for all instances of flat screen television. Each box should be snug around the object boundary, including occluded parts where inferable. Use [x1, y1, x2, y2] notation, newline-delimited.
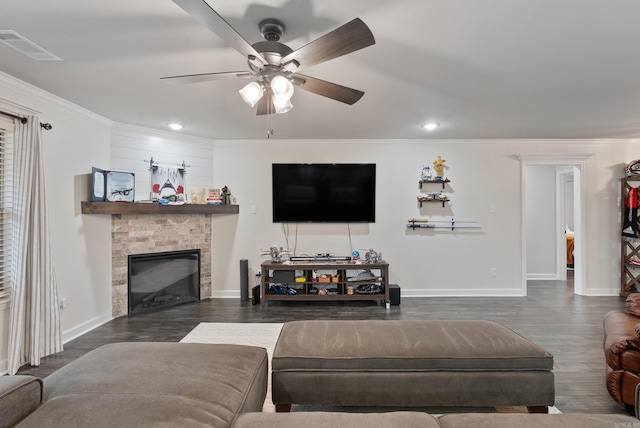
[272, 163, 376, 223]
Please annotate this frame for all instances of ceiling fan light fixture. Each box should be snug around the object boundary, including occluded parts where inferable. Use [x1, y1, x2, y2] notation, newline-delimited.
[239, 81, 264, 107]
[270, 75, 294, 101]
[273, 96, 293, 114]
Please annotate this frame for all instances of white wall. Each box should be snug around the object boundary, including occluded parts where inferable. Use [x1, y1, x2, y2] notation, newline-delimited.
[212, 139, 633, 298]
[1, 70, 639, 374]
[0, 72, 113, 372]
[525, 165, 557, 279]
[109, 123, 215, 200]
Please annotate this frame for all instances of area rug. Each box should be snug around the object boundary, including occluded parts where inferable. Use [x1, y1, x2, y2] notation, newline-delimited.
[180, 322, 283, 412]
[180, 322, 560, 414]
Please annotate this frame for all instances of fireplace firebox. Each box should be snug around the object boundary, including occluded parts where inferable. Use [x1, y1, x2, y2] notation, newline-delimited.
[128, 249, 200, 315]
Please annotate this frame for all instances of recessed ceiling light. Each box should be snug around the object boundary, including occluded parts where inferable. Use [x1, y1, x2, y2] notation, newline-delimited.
[422, 123, 439, 131]
[168, 123, 183, 131]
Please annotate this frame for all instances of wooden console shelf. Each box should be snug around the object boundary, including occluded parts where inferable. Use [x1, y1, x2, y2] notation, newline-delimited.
[261, 260, 390, 308]
[81, 201, 239, 215]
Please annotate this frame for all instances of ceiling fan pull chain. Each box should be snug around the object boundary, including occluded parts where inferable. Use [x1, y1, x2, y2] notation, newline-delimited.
[267, 100, 274, 138]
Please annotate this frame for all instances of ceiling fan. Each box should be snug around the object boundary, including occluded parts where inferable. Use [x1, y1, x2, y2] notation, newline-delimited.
[161, 0, 375, 116]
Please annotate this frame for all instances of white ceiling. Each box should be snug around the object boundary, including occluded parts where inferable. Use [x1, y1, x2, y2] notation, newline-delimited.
[2, 0, 640, 140]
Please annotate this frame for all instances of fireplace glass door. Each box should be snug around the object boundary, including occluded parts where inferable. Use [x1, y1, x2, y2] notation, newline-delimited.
[128, 249, 200, 314]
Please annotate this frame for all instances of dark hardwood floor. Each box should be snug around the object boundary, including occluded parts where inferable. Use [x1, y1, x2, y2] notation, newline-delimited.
[18, 274, 629, 415]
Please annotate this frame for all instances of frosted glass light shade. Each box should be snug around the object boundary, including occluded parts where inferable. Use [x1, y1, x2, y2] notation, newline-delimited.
[270, 75, 294, 101]
[273, 96, 293, 114]
[239, 82, 264, 107]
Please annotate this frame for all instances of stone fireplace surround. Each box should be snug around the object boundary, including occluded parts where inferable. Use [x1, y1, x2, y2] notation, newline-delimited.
[111, 214, 211, 317]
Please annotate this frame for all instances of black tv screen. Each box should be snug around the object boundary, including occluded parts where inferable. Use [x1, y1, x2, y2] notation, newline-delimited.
[272, 163, 376, 223]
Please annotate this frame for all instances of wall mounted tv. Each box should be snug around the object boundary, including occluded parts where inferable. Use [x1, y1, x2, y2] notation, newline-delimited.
[272, 163, 376, 223]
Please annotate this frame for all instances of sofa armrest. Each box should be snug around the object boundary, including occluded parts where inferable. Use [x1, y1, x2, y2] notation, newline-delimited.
[0, 375, 43, 428]
[604, 310, 640, 370]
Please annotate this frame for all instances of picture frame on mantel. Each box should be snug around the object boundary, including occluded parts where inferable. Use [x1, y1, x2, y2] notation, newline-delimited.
[91, 167, 135, 202]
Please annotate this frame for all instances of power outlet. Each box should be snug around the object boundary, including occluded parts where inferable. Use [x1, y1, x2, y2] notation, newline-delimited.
[490, 268, 497, 277]
[59, 297, 68, 309]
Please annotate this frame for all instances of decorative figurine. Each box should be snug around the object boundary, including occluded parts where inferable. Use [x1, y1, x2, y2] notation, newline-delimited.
[433, 156, 446, 180]
[221, 185, 232, 204]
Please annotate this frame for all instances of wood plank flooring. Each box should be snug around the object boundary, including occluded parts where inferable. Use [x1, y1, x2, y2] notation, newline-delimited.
[17, 276, 629, 415]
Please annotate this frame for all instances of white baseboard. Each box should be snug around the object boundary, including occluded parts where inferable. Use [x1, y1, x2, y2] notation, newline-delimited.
[579, 287, 622, 297]
[211, 291, 242, 299]
[62, 311, 112, 344]
[526, 273, 558, 281]
[401, 288, 526, 297]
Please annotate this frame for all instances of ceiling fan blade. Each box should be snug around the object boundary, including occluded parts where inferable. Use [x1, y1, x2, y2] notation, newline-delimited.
[281, 18, 375, 70]
[172, 0, 267, 67]
[292, 74, 364, 105]
[256, 96, 273, 116]
[161, 71, 251, 85]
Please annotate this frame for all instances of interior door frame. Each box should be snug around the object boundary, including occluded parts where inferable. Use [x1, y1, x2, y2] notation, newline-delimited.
[519, 154, 592, 295]
[557, 168, 574, 281]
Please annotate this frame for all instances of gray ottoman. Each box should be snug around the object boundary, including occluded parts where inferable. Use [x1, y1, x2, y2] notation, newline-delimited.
[272, 320, 554, 412]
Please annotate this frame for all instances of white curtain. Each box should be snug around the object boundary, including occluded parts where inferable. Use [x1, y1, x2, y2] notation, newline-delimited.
[7, 115, 62, 375]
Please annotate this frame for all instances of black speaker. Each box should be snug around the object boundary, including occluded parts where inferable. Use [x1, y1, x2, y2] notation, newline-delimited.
[240, 259, 249, 301]
[251, 285, 261, 305]
[389, 284, 401, 305]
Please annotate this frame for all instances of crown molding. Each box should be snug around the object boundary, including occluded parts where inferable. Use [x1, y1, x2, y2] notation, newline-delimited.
[0, 71, 112, 127]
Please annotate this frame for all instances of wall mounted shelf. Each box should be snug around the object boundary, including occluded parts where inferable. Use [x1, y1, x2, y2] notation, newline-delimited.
[407, 218, 480, 230]
[419, 178, 450, 190]
[81, 201, 239, 215]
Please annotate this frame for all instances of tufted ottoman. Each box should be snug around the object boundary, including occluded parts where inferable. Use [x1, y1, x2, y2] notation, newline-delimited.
[271, 320, 554, 412]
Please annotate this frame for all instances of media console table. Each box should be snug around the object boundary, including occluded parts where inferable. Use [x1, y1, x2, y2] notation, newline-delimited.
[260, 260, 390, 308]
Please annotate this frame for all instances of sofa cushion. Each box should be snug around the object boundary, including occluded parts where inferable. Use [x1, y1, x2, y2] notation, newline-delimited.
[0, 375, 42, 428]
[232, 411, 441, 428]
[273, 320, 553, 371]
[438, 413, 639, 428]
[18, 394, 243, 428]
[28, 342, 268, 428]
[627, 293, 640, 316]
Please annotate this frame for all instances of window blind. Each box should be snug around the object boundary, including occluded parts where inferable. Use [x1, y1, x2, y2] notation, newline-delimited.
[0, 120, 13, 306]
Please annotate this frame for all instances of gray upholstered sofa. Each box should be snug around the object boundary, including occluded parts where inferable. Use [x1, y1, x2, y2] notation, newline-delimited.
[1, 342, 269, 428]
[2, 342, 639, 428]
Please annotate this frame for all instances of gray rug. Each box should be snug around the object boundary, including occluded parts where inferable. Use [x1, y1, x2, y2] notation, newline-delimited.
[180, 322, 560, 414]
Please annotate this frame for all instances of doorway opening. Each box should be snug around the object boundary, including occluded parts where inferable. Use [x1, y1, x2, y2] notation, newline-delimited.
[520, 154, 592, 296]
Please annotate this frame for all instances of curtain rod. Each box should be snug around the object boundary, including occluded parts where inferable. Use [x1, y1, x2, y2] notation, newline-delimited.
[0, 110, 53, 130]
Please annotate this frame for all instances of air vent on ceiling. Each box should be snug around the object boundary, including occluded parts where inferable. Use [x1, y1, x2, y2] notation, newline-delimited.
[0, 30, 61, 61]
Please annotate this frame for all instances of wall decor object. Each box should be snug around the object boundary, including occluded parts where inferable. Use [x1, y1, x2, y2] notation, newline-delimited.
[91, 167, 135, 202]
[145, 158, 187, 203]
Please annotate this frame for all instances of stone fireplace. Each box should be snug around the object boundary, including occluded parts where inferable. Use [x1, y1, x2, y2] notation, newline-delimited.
[111, 214, 212, 317]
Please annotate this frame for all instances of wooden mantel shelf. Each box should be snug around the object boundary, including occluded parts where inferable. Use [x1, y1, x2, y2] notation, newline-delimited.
[81, 201, 239, 215]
